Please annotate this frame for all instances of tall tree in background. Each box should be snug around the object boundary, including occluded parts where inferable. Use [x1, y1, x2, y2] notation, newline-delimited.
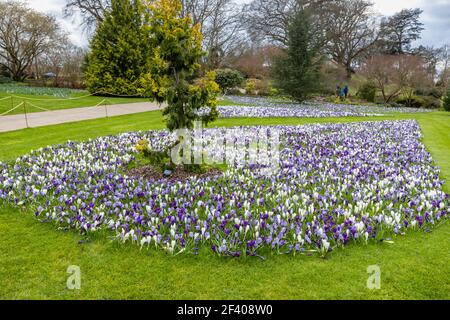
[324, 0, 379, 79]
[438, 44, 450, 91]
[201, 0, 244, 69]
[272, 9, 323, 102]
[244, 0, 333, 47]
[64, 0, 110, 30]
[181, 0, 244, 70]
[380, 8, 424, 54]
[85, 0, 156, 96]
[244, 0, 299, 46]
[0, 1, 67, 81]
[413, 45, 442, 81]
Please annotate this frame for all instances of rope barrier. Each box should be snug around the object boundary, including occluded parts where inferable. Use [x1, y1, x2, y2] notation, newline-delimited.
[25, 101, 51, 112]
[0, 97, 116, 117]
[0, 100, 51, 116]
[0, 99, 113, 116]
[94, 98, 108, 107]
[0, 91, 151, 118]
[0, 102, 24, 116]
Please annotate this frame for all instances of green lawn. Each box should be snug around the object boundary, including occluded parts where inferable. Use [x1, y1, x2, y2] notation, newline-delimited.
[0, 91, 150, 116]
[0, 110, 449, 299]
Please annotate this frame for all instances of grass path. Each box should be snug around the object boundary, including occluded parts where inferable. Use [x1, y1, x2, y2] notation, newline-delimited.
[0, 111, 449, 299]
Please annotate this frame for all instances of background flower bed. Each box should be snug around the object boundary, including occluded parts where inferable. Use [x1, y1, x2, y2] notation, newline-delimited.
[0, 83, 83, 98]
[0, 121, 448, 258]
[218, 96, 432, 118]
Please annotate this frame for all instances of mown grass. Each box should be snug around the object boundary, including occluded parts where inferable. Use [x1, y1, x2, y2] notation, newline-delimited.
[0, 110, 449, 300]
[0, 91, 150, 115]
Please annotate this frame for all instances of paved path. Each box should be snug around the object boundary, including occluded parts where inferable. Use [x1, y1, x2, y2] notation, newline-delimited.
[0, 102, 163, 133]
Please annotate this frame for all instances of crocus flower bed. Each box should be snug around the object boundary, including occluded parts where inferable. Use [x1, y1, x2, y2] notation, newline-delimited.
[219, 95, 431, 118]
[218, 105, 385, 118]
[0, 84, 83, 98]
[0, 121, 448, 258]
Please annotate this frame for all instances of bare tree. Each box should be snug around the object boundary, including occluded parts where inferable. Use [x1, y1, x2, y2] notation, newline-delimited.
[202, 0, 245, 69]
[440, 44, 450, 72]
[397, 55, 431, 103]
[59, 46, 87, 88]
[413, 45, 443, 82]
[363, 54, 430, 104]
[64, 0, 110, 30]
[37, 40, 86, 88]
[66, 0, 211, 28]
[37, 38, 70, 84]
[0, 1, 67, 81]
[363, 55, 401, 103]
[243, 0, 334, 46]
[244, 0, 298, 45]
[180, 0, 214, 25]
[324, 0, 379, 79]
[228, 45, 281, 78]
[437, 44, 450, 91]
[180, 0, 246, 69]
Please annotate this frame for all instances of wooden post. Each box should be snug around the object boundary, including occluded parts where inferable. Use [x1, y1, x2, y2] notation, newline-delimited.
[104, 99, 109, 118]
[23, 101, 29, 128]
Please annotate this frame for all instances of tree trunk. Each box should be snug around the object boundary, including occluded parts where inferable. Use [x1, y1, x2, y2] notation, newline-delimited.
[12, 74, 22, 82]
[345, 65, 353, 80]
[381, 88, 387, 103]
[34, 56, 39, 80]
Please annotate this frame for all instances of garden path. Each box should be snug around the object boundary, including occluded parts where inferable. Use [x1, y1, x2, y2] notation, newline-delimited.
[0, 101, 163, 133]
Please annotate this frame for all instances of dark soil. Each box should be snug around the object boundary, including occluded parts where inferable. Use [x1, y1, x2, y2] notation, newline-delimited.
[126, 165, 224, 182]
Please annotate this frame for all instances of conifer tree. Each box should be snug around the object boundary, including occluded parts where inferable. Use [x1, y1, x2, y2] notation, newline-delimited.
[148, 0, 220, 131]
[272, 9, 323, 102]
[85, 0, 156, 96]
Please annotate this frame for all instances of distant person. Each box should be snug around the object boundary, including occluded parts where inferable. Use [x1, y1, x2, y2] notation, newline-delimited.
[336, 85, 341, 98]
[343, 85, 349, 99]
[339, 87, 345, 101]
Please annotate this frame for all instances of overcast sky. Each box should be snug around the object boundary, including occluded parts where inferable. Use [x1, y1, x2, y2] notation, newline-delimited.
[22, 0, 450, 48]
